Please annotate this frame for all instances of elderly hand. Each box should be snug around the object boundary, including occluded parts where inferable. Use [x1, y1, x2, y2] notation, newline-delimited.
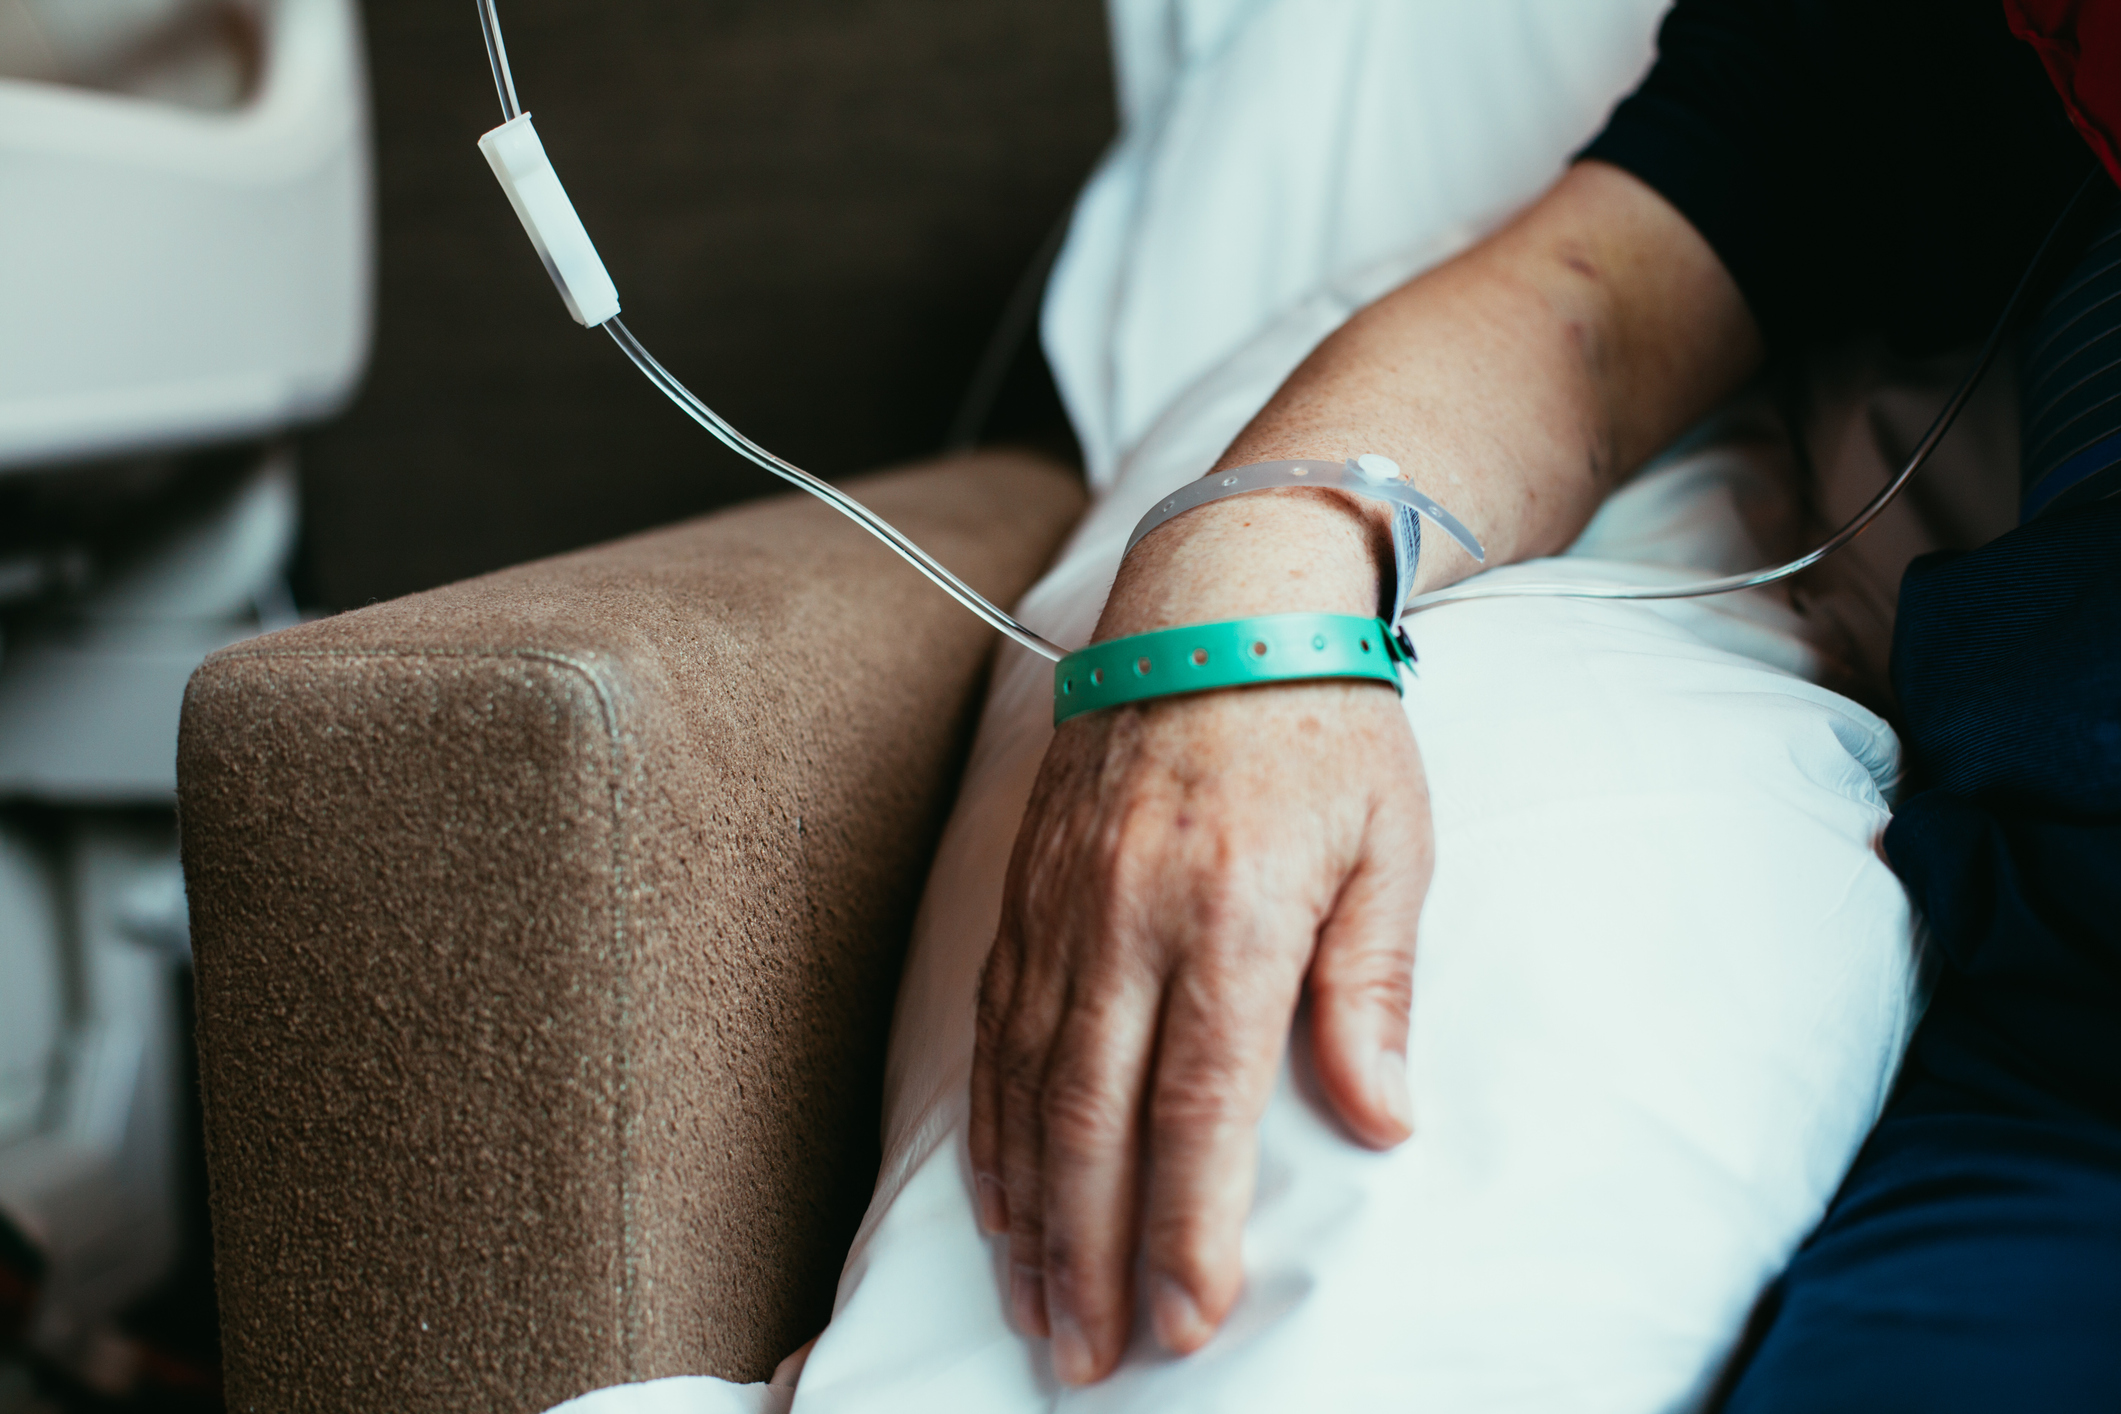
[965, 160, 1766, 1387]
[968, 488, 1434, 1386]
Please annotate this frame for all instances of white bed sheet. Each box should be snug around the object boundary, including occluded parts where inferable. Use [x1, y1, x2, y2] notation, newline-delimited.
[778, 422, 1916, 1414]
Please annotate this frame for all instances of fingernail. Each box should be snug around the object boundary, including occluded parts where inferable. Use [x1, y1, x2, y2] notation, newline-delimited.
[1376, 1051, 1413, 1134]
[1011, 1265, 1049, 1337]
[976, 1173, 1008, 1233]
[1050, 1307, 1097, 1385]
[1151, 1274, 1208, 1352]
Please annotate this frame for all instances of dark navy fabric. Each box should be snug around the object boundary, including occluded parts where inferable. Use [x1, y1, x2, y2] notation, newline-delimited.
[1577, 0, 2087, 359]
[1717, 502, 2121, 1412]
[2022, 190, 2121, 518]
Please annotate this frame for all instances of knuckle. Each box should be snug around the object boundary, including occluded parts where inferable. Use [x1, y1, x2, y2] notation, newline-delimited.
[974, 969, 1021, 1066]
[1150, 1062, 1253, 1132]
[1169, 959, 1286, 1037]
[1315, 955, 1413, 1020]
[1041, 1229, 1089, 1292]
[1142, 1210, 1220, 1285]
[1007, 1211, 1046, 1264]
[1041, 1074, 1131, 1155]
[1002, 1153, 1046, 1236]
[973, 992, 1008, 1059]
[1191, 885, 1250, 946]
[977, 947, 1012, 1009]
[1189, 932, 1271, 996]
[1170, 832, 1254, 928]
[998, 1044, 1048, 1114]
[1041, 1240, 1116, 1328]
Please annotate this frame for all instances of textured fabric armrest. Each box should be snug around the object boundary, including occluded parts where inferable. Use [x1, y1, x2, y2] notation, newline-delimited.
[177, 453, 1083, 1414]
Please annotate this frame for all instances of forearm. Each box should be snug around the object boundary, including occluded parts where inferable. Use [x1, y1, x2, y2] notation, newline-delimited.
[1098, 161, 1761, 639]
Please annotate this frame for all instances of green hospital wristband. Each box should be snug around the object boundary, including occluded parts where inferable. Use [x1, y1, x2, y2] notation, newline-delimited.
[1053, 613, 1411, 726]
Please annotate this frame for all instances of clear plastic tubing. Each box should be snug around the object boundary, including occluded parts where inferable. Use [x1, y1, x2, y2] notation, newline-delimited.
[474, 1, 1069, 662]
[1407, 169, 2093, 613]
[475, 1, 2088, 645]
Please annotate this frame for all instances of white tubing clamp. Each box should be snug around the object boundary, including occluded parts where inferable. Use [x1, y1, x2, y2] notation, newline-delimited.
[478, 112, 621, 327]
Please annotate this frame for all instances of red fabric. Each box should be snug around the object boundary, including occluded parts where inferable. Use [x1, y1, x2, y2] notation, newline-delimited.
[2006, 0, 2121, 188]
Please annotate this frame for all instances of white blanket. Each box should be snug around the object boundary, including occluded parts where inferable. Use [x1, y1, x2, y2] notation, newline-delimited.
[550, 2, 1929, 1410]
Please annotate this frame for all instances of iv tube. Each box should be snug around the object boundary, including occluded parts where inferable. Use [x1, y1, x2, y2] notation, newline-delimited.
[1406, 168, 2096, 612]
[474, 1, 1069, 663]
[598, 320, 1071, 660]
[475, 1, 2090, 644]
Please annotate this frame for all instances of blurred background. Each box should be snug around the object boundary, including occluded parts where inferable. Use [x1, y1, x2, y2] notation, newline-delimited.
[0, 1, 1110, 1407]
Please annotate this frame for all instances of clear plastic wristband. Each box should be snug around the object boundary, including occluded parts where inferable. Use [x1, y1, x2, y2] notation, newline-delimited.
[1124, 457, 1485, 621]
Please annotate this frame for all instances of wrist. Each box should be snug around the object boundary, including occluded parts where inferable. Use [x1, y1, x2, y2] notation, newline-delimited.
[1097, 487, 1392, 640]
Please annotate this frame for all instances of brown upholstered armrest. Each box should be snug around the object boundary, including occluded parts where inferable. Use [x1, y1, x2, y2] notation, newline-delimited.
[177, 453, 1083, 1413]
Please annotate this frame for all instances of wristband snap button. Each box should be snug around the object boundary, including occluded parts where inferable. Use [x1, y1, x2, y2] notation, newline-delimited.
[1353, 452, 1402, 483]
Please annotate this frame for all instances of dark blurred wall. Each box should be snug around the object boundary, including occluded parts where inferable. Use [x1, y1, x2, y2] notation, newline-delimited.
[298, 0, 1112, 610]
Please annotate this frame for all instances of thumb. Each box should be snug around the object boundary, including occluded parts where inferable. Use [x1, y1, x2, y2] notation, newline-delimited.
[1306, 843, 1427, 1149]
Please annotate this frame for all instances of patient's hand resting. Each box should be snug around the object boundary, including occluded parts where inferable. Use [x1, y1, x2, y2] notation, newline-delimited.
[971, 492, 1431, 1386]
[968, 161, 1762, 1387]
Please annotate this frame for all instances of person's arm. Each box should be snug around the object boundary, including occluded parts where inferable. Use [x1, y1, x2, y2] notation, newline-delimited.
[968, 160, 1762, 1386]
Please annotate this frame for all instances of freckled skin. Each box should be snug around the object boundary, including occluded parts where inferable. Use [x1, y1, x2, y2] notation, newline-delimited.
[968, 161, 1764, 1386]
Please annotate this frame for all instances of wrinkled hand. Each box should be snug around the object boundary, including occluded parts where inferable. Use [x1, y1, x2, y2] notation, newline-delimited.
[970, 671, 1433, 1385]
[961, 153, 1764, 1388]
